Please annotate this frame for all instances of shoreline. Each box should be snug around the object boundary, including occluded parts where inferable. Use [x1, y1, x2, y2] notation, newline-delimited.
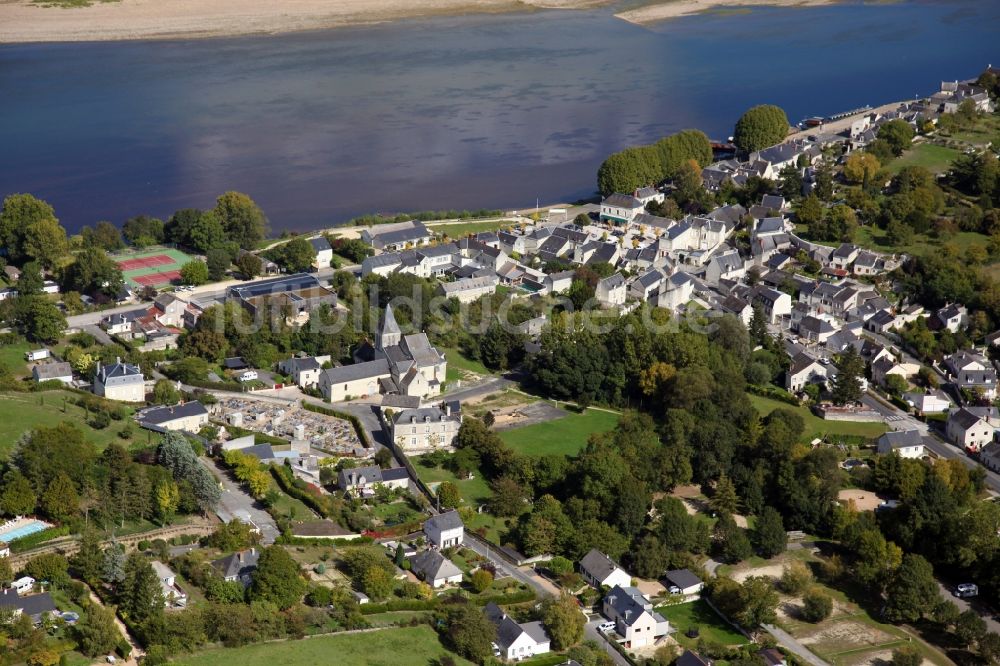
[615, 0, 839, 25]
[0, 0, 846, 44]
[0, 0, 607, 44]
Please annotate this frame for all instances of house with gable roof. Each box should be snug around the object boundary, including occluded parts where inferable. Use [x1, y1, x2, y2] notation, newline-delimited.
[410, 549, 463, 588]
[596, 273, 628, 308]
[601, 585, 669, 649]
[946, 407, 997, 452]
[785, 353, 827, 392]
[600, 193, 645, 225]
[485, 602, 552, 660]
[876, 430, 925, 459]
[424, 509, 464, 548]
[580, 548, 631, 589]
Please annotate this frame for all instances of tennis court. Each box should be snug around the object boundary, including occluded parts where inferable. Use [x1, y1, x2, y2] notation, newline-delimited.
[111, 247, 195, 288]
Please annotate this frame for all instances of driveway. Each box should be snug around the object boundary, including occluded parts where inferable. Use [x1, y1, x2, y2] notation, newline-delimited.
[763, 623, 830, 666]
[583, 619, 631, 666]
[199, 457, 280, 544]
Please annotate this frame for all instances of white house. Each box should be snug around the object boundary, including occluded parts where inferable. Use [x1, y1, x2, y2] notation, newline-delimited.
[439, 275, 499, 304]
[664, 569, 704, 596]
[32, 362, 73, 385]
[93, 358, 145, 402]
[946, 407, 997, 452]
[424, 510, 464, 548]
[318, 359, 392, 402]
[389, 402, 462, 454]
[580, 548, 631, 589]
[338, 465, 409, 497]
[485, 603, 551, 661]
[596, 273, 628, 308]
[602, 585, 669, 649]
[785, 353, 827, 393]
[600, 193, 645, 225]
[138, 402, 210, 432]
[875, 430, 925, 459]
[310, 236, 334, 269]
[151, 560, 187, 608]
[409, 549, 463, 588]
[278, 355, 330, 389]
[902, 390, 952, 415]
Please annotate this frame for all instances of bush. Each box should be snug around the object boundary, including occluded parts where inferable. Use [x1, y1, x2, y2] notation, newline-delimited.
[780, 561, 813, 595]
[892, 645, 921, 666]
[801, 588, 833, 623]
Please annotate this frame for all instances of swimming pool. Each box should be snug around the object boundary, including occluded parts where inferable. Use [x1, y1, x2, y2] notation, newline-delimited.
[0, 520, 50, 542]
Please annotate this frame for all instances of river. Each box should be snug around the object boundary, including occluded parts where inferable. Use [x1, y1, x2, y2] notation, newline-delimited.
[0, 0, 997, 233]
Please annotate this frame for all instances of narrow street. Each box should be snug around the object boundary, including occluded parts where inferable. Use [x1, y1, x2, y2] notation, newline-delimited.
[199, 457, 280, 544]
[762, 624, 830, 666]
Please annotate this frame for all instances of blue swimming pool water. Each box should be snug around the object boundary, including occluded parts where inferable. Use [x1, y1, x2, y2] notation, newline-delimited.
[0, 521, 49, 542]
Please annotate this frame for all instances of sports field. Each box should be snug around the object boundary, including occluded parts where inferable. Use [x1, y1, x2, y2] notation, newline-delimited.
[111, 247, 194, 288]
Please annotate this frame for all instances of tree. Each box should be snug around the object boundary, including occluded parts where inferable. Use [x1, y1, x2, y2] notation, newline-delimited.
[62, 246, 125, 298]
[16, 261, 44, 296]
[71, 529, 104, 585]
[854, 529, 902, 590]
[235, 252, 263, 279]
[955, 609, 988, 648]
[737, 576, 779, 632]
[156, 431, 220, 512]
[779, 164, 804, 200]
[23, 217, 69, 269]
[152, 379, 180, 405]
[979, 632, 1000, 664]
[831, 346, 864, 405]
[154, 480, 180, 524]
[892, 646, 922, 666]
[373, 448, 393, 469]
[443, 603, 496, 662]
[206, 248, 232, 281]
[122, 215, 165, 246]
[188, 211, 227, 252]
[878, 119, 915, 157]
[753, 506, 787, 558]
[801, 588, 833, 622]
[843, 153, 881, 185]
[213, 191, 269, 249]
[437, 481, 461, 509]
[13, 296, 66, 343]
[165, 208, 203, 246]
[780, 561, 813, 595]
[102, 542, 126, 584]
[23, 552, 70, 587]
[597, 146, 661, 196]
[180, 260, 209, 286]
[714, 512, 752, 564]
[796, 194, 824, 227]
[249, 545, 307, 609]
[0, 472, 37, 516]
[268, 237, 315, 273]
[734, 105, 790, 153]
[0, 556, 12, 587]
[470, 569, 494, 593]
[362, 565, 393, 600]
[710, 475, 739, 515]
[119, 552, 163, 628]
[40, 472, 79, 523]
[883, 554, 939, 623]
[542, 593, 586, 650]
[0, 193, 59, 263]
[75, 603, 122, 657]
[490, 475, 527, 517]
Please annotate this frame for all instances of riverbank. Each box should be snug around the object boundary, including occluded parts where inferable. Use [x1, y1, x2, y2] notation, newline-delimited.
[616, 0, 838, 25]
[0, 0, 607, 43]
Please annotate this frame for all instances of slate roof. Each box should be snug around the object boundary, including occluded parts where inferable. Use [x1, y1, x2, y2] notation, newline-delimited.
[604, 585, 663, 627]
[95, 359, 143, 383]
[950, 407, 987, 431]
[677, 651, 712, 666]
[309, 236, 332, 252]
[0, 590, 56, 620]
[211, 549, 260, 580]
[321, 359, 391, 384]
[409, 549, 462, 582]
[33, 362, 72, 380]
[140, 401, 208, 426]
[425, 509, 464, 533]
[241, 444, 276, 461]
[877, 430, 924, 450]
[598, 273, 626, 290]
[227, 273, 323, 300]
[665, 569, 702, 590]
[580, 548, 624, 582]
[603, 193, 644, 209]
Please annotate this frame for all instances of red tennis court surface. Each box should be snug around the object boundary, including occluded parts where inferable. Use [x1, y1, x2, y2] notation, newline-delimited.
[116, 254, 173, 271]
[133, 270, 182, 286]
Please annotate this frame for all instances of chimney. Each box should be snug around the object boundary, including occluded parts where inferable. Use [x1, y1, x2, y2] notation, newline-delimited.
[444, 402, 451, 416]
[624, 610, 632, 621]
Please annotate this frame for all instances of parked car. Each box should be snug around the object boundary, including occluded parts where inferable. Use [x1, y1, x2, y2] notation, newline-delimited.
[955, 583, 979, 598]
[598, 620, 616, 633]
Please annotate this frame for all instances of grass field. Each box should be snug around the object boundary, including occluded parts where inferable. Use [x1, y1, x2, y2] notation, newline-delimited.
[0, 390, 136, 458]
[499, 407, 620, 457]
[443, 347, 492, 385]
[111, 246, 196, 288]
[887, 143, 961, 175]
[429, 220, 513, 238]
[854, 225, 990, 258]
[173, 626, 474, 666]
[0, 341, 32, 377]
[412, 455, 493, 507]
[656, 599, 747, 649]
[748, 394, 886, 441]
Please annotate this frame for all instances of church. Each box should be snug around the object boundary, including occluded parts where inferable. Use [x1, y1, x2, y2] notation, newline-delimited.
[318, 304, 448, 403]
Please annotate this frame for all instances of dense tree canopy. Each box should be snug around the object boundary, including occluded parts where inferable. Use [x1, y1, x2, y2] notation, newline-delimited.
[733, 105, 789, 153]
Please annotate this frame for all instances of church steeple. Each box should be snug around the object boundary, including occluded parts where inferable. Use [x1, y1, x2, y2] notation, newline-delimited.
[376, 303, 401, 350]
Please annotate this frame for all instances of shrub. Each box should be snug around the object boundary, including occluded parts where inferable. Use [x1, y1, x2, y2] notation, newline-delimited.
[801, 588, 833, 623]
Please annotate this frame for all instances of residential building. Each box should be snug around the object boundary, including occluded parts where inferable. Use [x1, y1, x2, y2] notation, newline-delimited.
[32, 361, 72, 385]
[93, 358, 145, 402]
[439, 275, 499, 303]
[601, 585, 669, 649]
[902, 390, 952, 415]
[704, 250, 745, 284]
[409, 549, 463, 588]
[338, 465, 409, 497]
[138, 402, 210, 432]
[677, 651, 713, 666]
[151, 560, 187, 608]
[546, 270, 575, 295]
[424, 510, 464, 548]
[580, 548, 631, 589]
[664, 569, 704, 596]
[946, 407, 996, 452]
[0, 589, 57, 624]
[361, 220, 432, 251]
[310, 236, 334, 269]
[658, 272, 695, 311]
[600, 193, 645, 225]
[388, 401, 462, 454]
[759, 648, 787, 666]
[875, 430, 925, 459]
[749, 286, 792, 324]
[596, 273, 628, 308]
[630, 268, 665, 302]
[278, 354, 331, 389]
[318, 359, 392, 402]
[785, 353, 827, 392]
[943, 350, 998, 399]
[932, 304, 968, 333]
[485, 602, 552, 660]
[980, 442, 1000, 473]
[211, 549, 259, 586]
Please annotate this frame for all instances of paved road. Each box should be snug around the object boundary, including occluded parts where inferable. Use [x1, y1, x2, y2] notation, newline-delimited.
[441, 375, 515, 403]
[583, 619, 632, 666]
[199, 457, 280, 544]
[937, 581, 1000, 634]
[763, 624, 830, 666]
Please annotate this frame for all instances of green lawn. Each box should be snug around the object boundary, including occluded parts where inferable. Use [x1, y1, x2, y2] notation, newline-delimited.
[748, 394, 886, 441]
[429, 220, 513, 238]
[656, 599, 747, 649]
[0, 341, 32, 377]
[412, 456, 492, 507]
[887, 143, 961, 175]
[499, 407, 620, 457]
[0, 390, 137, 458]
[266, 478, 316, 523]
[853, 224, 990, 258]
[173, 626, 474, 666]
[442, 347, 491, 381]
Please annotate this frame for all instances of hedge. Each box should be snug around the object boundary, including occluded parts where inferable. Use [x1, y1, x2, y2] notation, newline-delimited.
[10, 525, 72, 553]
[747, 384, 799, 405]
[276, 534, 373, 547]
[187, 378, 244, 392]
[302, 402, 371, 448]
[269, 463, 332, 518]
[358, 587, 535, 615]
